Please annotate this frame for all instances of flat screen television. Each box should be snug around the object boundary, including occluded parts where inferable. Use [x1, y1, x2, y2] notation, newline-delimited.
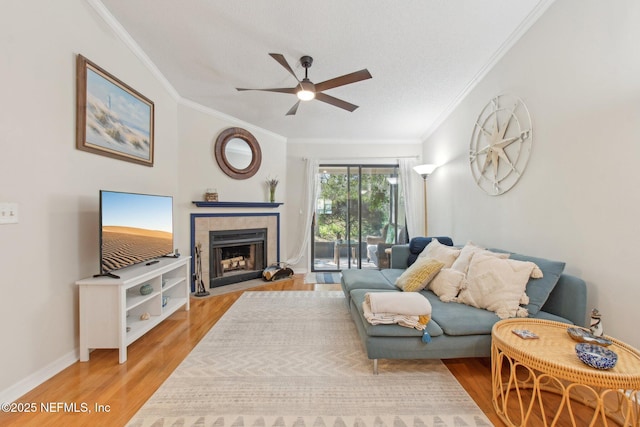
[99, 190, 174, 275]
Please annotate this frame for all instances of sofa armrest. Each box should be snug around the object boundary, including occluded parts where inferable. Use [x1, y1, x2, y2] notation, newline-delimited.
[540, 274, 587, 327]
[390, 244, 410, 269]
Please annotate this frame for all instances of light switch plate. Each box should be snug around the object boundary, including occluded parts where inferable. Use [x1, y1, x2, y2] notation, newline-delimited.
[0, 203, 18, 224]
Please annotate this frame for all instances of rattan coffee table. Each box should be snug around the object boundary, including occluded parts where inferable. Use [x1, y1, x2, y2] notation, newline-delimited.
[491, 318, 640, 426]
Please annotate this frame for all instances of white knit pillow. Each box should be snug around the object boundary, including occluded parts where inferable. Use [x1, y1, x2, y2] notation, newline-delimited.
[418, 238, 461, 268]
[451, 241, 509, 274]
[428, 268, 466, 302]
[457, 252, 542, 319]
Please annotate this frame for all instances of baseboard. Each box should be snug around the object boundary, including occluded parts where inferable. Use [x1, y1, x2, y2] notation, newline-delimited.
[0, 349, 78, 404]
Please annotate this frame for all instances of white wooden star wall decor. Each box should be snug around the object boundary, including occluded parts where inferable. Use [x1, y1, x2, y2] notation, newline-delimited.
[469, 94, 533, 195]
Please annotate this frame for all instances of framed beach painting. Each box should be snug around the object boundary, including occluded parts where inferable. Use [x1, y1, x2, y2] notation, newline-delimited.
[76, 54, 154, 166]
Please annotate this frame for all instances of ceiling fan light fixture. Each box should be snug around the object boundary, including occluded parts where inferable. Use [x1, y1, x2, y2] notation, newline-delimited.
[296, 80, 316, 101]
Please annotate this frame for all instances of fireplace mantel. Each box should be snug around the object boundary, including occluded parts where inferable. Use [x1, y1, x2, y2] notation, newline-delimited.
[192, 201, 283, 208]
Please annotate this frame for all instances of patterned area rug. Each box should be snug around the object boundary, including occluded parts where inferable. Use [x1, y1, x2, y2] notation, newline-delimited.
[127, 291, 492, 427]
[304, 272, 342, 284]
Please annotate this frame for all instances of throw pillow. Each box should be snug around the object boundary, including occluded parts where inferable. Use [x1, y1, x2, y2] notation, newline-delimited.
[451, 241, 510, 273]
[508, 252, 566, 315]
[428, 268, 466, 302]
[395, 257, 445, 292]
[457, 252, 543, 319]
[418, 238, 461, 268]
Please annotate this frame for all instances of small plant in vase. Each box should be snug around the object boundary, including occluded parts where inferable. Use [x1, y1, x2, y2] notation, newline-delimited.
[266, 177, 279, 203]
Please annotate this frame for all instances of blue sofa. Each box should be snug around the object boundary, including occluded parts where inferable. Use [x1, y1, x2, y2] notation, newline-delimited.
[341, 237, 587, 373]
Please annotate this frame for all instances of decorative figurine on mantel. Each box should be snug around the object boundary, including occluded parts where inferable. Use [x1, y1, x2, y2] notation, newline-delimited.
[590, 308, 604, 337]
[204, 188, 218, 202]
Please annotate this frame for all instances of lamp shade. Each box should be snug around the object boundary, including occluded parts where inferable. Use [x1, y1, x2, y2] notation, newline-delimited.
[296, 80, 316, 101]
[413, 164, 437, 177]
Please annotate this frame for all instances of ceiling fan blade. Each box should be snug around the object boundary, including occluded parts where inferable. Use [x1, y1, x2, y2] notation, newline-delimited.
[286, 101, 301, 116]
[236, 87, 297, 94]
[314, 69, 372, 93]
[315, 93, 359, 112]
[269, 53, 300, 82]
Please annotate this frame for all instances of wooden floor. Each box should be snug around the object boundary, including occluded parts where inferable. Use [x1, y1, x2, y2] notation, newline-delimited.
[1, 275, 596, 427]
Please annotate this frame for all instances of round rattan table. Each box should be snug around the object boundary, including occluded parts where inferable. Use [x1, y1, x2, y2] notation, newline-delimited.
[491, 318, 640, 426]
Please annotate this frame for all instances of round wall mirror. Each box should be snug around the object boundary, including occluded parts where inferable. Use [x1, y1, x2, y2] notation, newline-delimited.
[214, 127, 262, 179]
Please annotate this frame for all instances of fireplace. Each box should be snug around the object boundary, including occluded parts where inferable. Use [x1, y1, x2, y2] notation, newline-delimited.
[209, 228, 267, 288]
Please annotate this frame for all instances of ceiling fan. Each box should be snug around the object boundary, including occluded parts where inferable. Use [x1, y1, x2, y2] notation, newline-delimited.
[236, 53, 372, 116]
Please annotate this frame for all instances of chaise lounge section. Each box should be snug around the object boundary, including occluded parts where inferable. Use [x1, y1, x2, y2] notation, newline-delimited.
[341, 237, 588, 373]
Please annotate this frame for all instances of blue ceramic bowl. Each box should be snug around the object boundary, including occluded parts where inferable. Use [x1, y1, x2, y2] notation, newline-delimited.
[575, 343, 618, 369]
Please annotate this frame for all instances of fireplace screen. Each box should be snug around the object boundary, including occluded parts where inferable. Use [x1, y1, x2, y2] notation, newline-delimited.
[209, 228, 267, 287]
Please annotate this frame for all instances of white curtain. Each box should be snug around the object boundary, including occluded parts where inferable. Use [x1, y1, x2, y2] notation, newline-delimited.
[398, 158, 424, 239]
[285, 158, 320, 267]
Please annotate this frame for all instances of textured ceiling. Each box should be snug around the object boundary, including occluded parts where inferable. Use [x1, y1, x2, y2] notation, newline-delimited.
[97, 0, 551, 141]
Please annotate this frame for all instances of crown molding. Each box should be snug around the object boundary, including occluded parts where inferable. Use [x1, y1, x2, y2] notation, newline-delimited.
[420, 0, 557, 141]
[87, 0, 286, 143]
[86, 0, 181, 101]
[179, 98, 287, 143]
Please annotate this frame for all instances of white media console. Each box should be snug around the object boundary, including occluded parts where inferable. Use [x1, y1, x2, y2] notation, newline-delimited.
[76, 256, 191, 363]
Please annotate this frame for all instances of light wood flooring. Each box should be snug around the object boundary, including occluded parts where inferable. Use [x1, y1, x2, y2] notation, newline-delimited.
[1, 274, 597, 427]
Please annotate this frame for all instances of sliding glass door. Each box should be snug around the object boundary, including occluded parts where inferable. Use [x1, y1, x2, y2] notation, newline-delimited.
[312, 164, 405, 272]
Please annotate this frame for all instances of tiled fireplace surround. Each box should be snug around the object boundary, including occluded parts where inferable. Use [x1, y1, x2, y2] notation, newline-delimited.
[190, 213, 280, 290]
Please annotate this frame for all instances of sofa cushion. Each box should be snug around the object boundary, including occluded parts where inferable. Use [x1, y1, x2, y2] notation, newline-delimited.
[350, 289, 444, 338]
[395, 257, 444, 291]
[341, 269, 395, 293]
[421, 290, 501, 336]
[457, 253, 541, 319]
[407, 236, 454, 267]
[490, 249, 566, 316]
[380, 269, 405, 285]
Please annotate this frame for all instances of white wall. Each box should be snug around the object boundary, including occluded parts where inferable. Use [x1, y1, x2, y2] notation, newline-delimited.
[0, 0, 181, 399]
[285, 140, 422, 271]
[423, 0, 640, 347]
[175, 103, 288, 259]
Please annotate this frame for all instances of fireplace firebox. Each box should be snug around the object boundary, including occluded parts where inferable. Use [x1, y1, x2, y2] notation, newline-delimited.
[209, 228, 267, 287]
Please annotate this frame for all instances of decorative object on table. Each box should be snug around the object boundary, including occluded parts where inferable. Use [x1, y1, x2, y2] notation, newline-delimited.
[75, 54, 154, 167]
[214, 127, 262, 179]
[575, 343, 618, 369]
[413, 164, 437, 236]
[262, 262, 293, 281]
[162, 296, 169, 307]
[193, 242, 210, 297]
[140, 312, 151, 320]
[139, 283, 153, 295]
[204, 188, 218, 202]
[590, 308, 604, 336]
[469, 94, 532, 195]
[512, 329, 539, 339]
[266, 177, 279, 203]
[567, 327, 612, 346]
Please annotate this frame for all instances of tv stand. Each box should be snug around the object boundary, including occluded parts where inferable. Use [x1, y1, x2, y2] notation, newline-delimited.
[77, 256, 191, 363]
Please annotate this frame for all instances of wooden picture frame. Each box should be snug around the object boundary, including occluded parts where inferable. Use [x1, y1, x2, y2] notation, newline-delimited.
[76, 54, 154, 166]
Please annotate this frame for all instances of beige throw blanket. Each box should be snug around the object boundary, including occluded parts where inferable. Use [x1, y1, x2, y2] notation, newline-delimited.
[363, 292, 432, 330]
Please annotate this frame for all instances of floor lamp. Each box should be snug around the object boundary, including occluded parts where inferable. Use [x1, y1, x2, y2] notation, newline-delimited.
[413, 164, 437, 236]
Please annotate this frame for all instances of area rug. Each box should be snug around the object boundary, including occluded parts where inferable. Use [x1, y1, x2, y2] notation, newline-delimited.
[304, 272, 342, 284]
[127, 291, 492, 427]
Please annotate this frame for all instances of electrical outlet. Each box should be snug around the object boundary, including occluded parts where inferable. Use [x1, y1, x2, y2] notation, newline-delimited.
[0, 203, 18, 224]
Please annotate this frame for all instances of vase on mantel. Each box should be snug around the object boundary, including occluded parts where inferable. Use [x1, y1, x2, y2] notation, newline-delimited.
[266, 177, 279, 203]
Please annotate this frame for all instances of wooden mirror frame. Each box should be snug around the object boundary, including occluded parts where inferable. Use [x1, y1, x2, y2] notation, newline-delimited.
[214, 127, 262, 180]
